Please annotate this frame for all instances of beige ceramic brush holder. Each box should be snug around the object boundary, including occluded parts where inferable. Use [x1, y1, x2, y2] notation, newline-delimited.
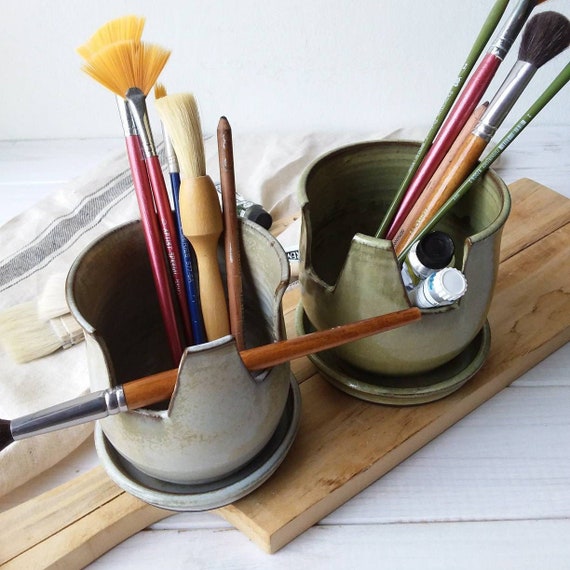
[67, 219, 300, 510]
[297, 140, 511, 404]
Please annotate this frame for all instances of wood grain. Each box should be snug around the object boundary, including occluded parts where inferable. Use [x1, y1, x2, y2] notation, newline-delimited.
[1, 179, 567, 565]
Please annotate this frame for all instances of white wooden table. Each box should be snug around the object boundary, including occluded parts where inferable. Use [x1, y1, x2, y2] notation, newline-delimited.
[0, 126, 569, 569]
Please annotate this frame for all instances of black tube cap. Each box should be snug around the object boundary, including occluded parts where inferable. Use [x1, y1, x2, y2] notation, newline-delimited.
[416, 231, 455, 270]
[243, 204, 273, 230]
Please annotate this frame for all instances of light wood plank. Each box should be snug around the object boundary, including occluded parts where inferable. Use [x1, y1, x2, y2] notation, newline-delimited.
[499, 178, 570, 262]
[1, 179, 567, 564]
[2, 492, 167, 570]
[217, 181, 570, 552]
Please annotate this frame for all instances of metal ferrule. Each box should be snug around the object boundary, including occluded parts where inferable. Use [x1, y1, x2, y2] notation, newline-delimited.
[126, 88, 157, 158]
[116, 96, 138, 137]
[162, 128, 180, 174]
[490, 0, 534, 60]
[473, 60, 536, 141]
[10, 387, 128, 441]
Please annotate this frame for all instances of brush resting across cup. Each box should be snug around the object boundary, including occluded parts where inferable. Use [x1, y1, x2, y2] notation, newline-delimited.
[297, 140, 510, 392]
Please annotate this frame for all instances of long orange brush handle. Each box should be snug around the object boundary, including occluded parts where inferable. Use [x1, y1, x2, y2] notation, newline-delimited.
[179, 175, 230, 341]
[122, 307, 421, 409]
[393, 133, 489, 257]
[218, 117, 245, 351]
[389, 102, 488, 241]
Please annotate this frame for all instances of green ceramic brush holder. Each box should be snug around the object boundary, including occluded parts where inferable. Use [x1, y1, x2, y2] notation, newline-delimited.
[297, 140, 511, 404]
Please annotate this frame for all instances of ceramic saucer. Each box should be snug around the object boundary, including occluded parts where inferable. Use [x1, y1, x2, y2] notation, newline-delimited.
[296, 304, 490, 405]
[95, 375, 301, 511]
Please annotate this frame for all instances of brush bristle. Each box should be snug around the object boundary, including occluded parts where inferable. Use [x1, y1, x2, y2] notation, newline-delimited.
[154, 93, 206, 178]
[0, 302, 84, 363]
[37, 273, 69, 321]
[77, 15, 146, 60]
[519, 11, 570, 68]
[0, 419, 14, 452]
[81, 40, 171, 97]
[154, 82, 167, 99]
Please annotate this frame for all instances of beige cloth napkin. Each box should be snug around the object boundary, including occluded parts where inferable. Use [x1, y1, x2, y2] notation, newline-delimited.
[0, 128, 423, 498]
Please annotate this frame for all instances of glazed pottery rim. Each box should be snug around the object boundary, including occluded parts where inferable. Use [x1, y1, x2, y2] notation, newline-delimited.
[66, 217, 291, 341]
[297, 139, 511, 246]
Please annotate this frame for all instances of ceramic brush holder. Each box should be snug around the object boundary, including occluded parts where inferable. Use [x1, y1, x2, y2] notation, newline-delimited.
[297, 140, 511, 404]
[67, 219, 300, 511]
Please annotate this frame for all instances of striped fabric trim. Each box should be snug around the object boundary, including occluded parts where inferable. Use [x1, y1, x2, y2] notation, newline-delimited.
[0, 144, 168, 292]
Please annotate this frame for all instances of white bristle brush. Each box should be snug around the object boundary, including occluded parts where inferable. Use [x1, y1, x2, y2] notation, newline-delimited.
[37, 272, 69, 320]
[0, 301, 84, 364]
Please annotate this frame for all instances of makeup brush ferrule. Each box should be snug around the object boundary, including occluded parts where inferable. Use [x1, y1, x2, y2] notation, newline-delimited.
[10, 387, 128, 441]
[126, 88, 157, 158]
[473, 60, 536, 141]
[490, 0, 535, 60]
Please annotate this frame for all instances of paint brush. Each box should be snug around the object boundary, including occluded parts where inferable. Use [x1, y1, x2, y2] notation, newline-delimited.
[217, 116, 245, 351]
[76, 15, 146, 60]
[0, 306, 421, 451]
[375, 0, 511, 238]
[115, 97, 185, 362]
[383, 0, 549, 241]
[81, 40, 194, 351]
[393, 11, 570, 256]
[79, 23, 187, 361]
[0, 302, 84, 364]
[397, 59, 570, 263]
[155, 93, 230, 342]
[410, 102, 489, 219]
[78, 19, 187, 360]
[155, 83, 205, 344]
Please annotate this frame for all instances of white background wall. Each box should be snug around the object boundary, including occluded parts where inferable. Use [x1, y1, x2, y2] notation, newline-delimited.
[1, 0, 568, 140]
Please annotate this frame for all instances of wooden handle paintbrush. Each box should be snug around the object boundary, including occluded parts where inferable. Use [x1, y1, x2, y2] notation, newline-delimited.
[374, 0, 511, 238]
[0, 307, 421, 450]
[396, 59, 570, 263]
[155, 93, 230, 341]
[217, 116, 245, 351]
[411, 101, 489, 210]
[383, 0, 549, 241]
[393, 11, 570, 256]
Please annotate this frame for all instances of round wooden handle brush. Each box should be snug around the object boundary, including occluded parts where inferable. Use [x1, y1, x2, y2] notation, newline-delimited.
[217, 116, 245, 351]
[155, 93, 230, 342]
[0, 307, 421, 451]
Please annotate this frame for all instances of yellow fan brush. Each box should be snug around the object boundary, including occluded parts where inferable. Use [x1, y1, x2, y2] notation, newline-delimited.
[80, 39, 195, 358]
[76, 15, 146, 60]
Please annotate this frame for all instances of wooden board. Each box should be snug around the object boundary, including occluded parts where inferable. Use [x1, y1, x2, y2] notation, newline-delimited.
[0, 179, 568, 566]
